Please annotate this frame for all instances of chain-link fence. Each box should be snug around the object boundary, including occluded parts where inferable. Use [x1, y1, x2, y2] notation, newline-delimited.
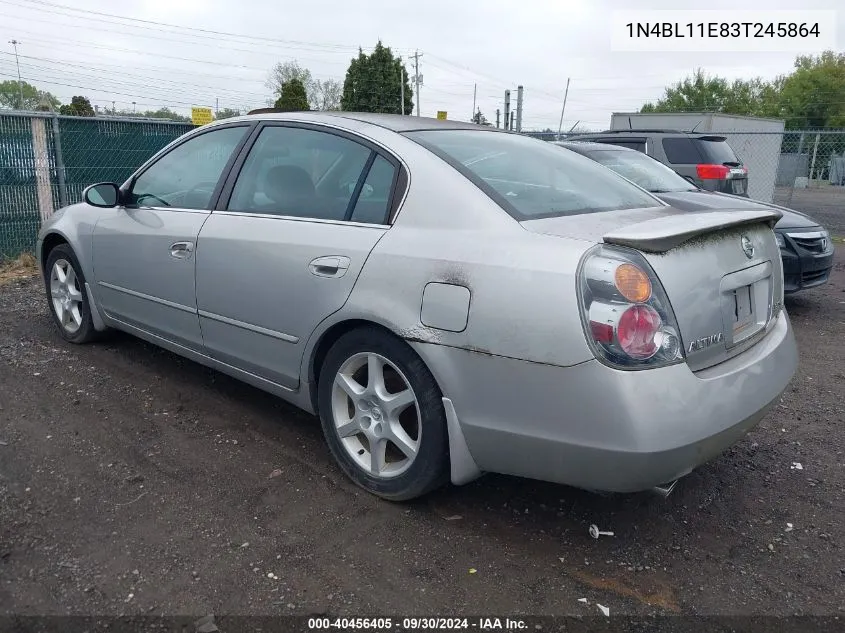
[0, 111, 192, 260]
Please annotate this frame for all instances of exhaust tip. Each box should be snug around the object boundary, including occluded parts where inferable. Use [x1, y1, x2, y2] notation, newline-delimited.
[651, 479, 679, 498]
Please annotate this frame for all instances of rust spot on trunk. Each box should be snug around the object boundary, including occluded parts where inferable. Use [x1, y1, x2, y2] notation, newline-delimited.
[568, 568, 680, 613]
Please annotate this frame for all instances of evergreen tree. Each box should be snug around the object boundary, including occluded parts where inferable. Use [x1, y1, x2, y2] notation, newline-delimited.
[341, 42, 413, 114]
[274, 79, 310, 112]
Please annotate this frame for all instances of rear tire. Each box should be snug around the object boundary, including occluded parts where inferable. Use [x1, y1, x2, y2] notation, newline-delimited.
[317, 327, 450, 501]
[44, 244, 99, 344]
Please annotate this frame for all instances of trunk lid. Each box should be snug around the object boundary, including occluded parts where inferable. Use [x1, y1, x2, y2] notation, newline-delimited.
[522, 206, 784, 371]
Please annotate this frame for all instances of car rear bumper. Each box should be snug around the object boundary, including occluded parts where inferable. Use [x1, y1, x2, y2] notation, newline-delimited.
[412, 310, 797, 493]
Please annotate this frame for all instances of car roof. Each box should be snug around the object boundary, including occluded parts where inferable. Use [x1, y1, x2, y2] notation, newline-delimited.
[244, 110, 498, 133]
[568, 130, 725, 140]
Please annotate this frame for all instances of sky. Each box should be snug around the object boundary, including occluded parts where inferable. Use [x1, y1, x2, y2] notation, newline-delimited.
[0, 0, 842, 130]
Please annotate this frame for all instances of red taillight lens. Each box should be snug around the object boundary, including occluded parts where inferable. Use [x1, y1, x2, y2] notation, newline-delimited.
[617, 304, 662, 360]
[696, 164, 730, 180]
[590, 321, 614, 343]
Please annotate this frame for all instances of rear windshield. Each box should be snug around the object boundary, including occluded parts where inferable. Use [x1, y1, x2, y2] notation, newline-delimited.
[581, 148, 698, 193]
[662, 136, 740, 165]
[697, 137, 740, 165]
[405, 130, 661, 220]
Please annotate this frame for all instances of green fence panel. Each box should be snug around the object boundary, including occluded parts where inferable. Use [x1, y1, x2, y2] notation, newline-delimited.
[0, 114, 43, 259]
[0, 113, 192, 261]
[58, 117, 192, 205]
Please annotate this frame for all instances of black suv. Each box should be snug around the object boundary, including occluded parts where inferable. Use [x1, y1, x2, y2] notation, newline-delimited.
[567, 129, 749, 197]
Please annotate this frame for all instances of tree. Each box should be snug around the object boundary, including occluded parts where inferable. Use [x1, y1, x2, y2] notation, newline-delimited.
[341, 41, 413, 114]
[267, 60, 343, 111]
[777, 51, 845, 128]
[472, 109, 491, 125]
[313, 79, 342, 111]
[0, 80, 60, 111]
[215, 107, 242, 119]
[268, 60, 314, 102]
[639, 68, 775, 116]
[138, 107, 190, 122]
[638, 51, 845, 129]
[59, 96, 95, 117]
[274, 79, 309, 112]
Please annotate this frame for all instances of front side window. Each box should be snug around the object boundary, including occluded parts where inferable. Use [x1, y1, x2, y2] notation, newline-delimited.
[406, 130, 661, 220]
[227, 126, 395, 223]
[129, 126, 248, 209]
[583, 148, 697, 193]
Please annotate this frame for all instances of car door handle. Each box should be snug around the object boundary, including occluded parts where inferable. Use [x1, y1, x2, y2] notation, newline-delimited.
[309, 256, 350, 278]
[170, 241, 195, 259]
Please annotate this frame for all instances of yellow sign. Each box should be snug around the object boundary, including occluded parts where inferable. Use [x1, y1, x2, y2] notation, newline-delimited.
[191, 106, 214, 126]
[436, 110, 447, 120]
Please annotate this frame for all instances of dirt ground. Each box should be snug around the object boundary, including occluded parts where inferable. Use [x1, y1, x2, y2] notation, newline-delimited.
[1, 253, 843, 620]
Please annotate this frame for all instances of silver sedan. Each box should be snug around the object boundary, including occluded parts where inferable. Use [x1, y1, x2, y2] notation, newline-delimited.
[36, 112, 798, 500]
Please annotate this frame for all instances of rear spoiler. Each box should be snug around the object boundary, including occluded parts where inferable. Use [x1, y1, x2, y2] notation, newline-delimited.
[603, 209, 782, 253]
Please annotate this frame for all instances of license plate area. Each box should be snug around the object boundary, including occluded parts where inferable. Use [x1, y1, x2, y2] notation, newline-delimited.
[732, 284, 755, 338]
[731, 178, 747, 194]
[720, 262, 773, 348]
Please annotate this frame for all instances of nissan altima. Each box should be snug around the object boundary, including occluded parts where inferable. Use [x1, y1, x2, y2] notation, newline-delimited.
[36, 113, 797, 500]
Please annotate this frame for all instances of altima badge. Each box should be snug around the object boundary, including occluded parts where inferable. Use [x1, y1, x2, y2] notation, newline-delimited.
[688, 332, 723, 354]
[741, 235, 754, 259]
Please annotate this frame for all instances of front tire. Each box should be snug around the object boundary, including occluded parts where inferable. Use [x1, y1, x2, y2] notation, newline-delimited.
[44, 244, 99, 344]
[317, 327, 450, 501]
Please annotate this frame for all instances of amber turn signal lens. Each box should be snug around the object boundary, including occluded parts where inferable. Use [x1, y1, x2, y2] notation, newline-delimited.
[614, 263, 652, 303]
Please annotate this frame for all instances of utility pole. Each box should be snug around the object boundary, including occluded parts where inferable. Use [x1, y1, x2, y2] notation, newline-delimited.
[132, 101, 136, 114]
[503, 89, 511, 131]
[510, 111, 515, 130]
[471, 83, 477, 122]
[515, 85, 523, 133]
[556, 78, 571, 140]
[400, 65, 405, 115]
[111, 100, 116, 114]
[8, 40, 24, 110]
[496, 108, 500, 128]
[412, 50, 423, 117]
[215, 97, 219, 116]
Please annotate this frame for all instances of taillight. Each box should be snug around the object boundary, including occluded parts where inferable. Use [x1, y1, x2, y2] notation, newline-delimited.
[578, 245, 684, 369]
[617, 304, 661, 360]
[696, 164, 730, 180]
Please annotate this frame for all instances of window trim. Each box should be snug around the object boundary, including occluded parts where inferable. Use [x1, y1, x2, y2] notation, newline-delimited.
[215, 121, 407, 227]
[119, 121, 256, 212]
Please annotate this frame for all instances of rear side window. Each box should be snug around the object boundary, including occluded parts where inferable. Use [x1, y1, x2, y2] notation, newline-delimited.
[661, 138, 703, 164]
[349, 155, 397, 224]
[405, 129, 661, 220]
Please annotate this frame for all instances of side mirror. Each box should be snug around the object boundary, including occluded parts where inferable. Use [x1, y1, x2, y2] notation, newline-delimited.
[83, 182, 121, 208]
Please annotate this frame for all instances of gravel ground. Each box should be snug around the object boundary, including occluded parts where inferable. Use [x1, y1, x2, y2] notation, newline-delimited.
[773, 186, 845, 237]
[1, 252, 843, 619]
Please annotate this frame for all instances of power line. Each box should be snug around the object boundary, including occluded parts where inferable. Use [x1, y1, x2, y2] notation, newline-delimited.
[2, 0, 416, 56]
[0, 70, 213, 108]
[0, 52, 271, 101]
[0, 10, 360, 70]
